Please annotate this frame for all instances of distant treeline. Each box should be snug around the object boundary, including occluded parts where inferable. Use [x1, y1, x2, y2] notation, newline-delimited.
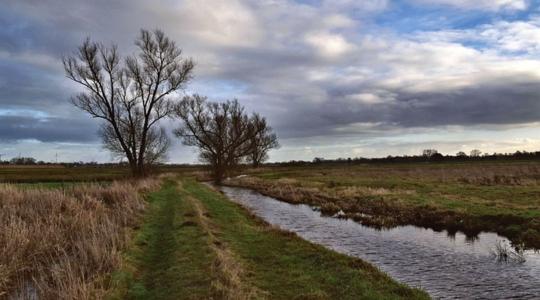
[273, 150, 540, 166]
[0, 157, 109, 166]
[0, 157, 200, 168]
[4, 149, 540, 167]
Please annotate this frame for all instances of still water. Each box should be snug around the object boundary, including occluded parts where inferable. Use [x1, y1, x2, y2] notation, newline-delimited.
[218, 185, 540, 300]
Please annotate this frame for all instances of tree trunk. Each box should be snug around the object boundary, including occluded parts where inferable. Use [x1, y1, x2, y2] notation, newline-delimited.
[213, 164, 225, 185]
[130, 160, 147, 178]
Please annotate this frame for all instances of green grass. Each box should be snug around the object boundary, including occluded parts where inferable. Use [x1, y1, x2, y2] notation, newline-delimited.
[109, 180, 215, 299]
[182, 179, 429, 299]
[247, 162, 540, 219]
[109, 178, 429, 299]
[0, 165, 200, 183]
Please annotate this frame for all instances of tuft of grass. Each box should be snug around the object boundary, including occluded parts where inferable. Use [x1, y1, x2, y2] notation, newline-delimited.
[492, 241, 526, 264]
[187, 195, 265, 299]
[0, 178, 160, 299]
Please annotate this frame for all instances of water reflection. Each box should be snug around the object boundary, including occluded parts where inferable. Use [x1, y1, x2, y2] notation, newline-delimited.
[218, 185, 540, 300]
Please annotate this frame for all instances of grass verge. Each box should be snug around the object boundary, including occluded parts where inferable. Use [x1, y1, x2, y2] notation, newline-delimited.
[111, 178, 429, 299]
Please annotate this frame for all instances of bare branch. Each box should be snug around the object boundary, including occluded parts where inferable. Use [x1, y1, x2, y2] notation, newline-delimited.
[173, 95, 279, 183]
[64, 29, 194, 176]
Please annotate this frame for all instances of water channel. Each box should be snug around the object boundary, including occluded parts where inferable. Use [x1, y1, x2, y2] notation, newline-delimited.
[218, 185, 540, 299]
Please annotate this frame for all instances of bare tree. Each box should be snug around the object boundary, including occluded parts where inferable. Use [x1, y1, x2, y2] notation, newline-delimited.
[456, 151, 467, 158]
[470, 149, 482, 157]
[422, 149, 438, 158]
[173, 95, 270, 183]
[247, 114, 279, 167]
[63, 29, 194, 176]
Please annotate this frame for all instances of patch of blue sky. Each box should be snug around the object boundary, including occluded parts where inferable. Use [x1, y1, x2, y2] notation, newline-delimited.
[0, 108, 49, 119]
[292, 0, 320, 6]
[375, 3, 487, 32]
[371, 0, 535, 33]
[188, 79, 249, 100]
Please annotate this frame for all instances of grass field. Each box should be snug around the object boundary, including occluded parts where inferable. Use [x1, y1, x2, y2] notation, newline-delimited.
[109, 178, 428, 299]
[228, 161, 540, 249]
[0, 165, 199, 183]
[2, 170, 429, 299]
[4, 160, 538, 298]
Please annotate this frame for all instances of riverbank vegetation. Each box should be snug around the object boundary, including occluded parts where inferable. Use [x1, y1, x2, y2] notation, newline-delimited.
[225, 161, 540, 249]
[0, 178, 160, 298]
[109, 178, 429, 299]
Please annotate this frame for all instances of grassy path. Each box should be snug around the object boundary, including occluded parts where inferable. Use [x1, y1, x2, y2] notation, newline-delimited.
[109, 180, 215, 299]
[109, 178, 429, 299]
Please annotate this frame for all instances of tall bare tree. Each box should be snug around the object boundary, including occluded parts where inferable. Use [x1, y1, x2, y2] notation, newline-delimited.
[247, 114, 279, 167]
[63, 29, 194, 176]
[173, 95, 271, 183]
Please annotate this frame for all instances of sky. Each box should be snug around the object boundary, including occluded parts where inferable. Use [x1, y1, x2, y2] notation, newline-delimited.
[2, 0, 540, 163]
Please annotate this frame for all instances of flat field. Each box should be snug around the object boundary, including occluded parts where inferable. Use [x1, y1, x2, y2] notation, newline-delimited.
[0, 164, 199, 183]
[0, 168, 428, 299]
[228, 160, 540, 248]
[109, 178, 428, 299]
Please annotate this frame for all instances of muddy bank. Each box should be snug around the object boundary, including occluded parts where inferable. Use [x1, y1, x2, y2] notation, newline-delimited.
[224, 177, 540, 249]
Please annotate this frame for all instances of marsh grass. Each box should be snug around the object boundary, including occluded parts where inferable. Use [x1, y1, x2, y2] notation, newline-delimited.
[226, 162, 540, 249]
[492, 241, 526, 264]
[0, 178, 160, 299]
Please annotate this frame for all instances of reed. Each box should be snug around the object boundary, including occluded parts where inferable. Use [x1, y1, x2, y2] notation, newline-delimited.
[0, 178, 160, 299]
[492, 241, 526, 264]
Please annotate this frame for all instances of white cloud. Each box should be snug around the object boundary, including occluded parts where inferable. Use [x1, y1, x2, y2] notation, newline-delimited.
[412, 0, 528, 11]
[479, 19, 540, 53]
[149, 0, 262, 48]
[323, 0, 389, 13]
[322, 14, 355, 29]
[414, 17, 540, 54]
[346, 91, 397, 104]
[305, 32, 355, 58]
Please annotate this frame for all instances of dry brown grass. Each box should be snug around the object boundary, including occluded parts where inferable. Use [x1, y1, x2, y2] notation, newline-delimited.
[316, 163, 540, 186]
[187, 192, 265, 300]
[0, 178, 160, 299]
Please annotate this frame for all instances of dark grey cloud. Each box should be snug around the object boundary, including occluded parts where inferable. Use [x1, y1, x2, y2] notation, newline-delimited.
[267, 77, 540, 139]
[0, 115, 99, 143]
[0, 60, 69, 109]
[394, 81, 540, 127]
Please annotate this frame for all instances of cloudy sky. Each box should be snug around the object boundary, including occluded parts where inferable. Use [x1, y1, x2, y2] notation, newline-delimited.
[2, 0, 540, 163]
